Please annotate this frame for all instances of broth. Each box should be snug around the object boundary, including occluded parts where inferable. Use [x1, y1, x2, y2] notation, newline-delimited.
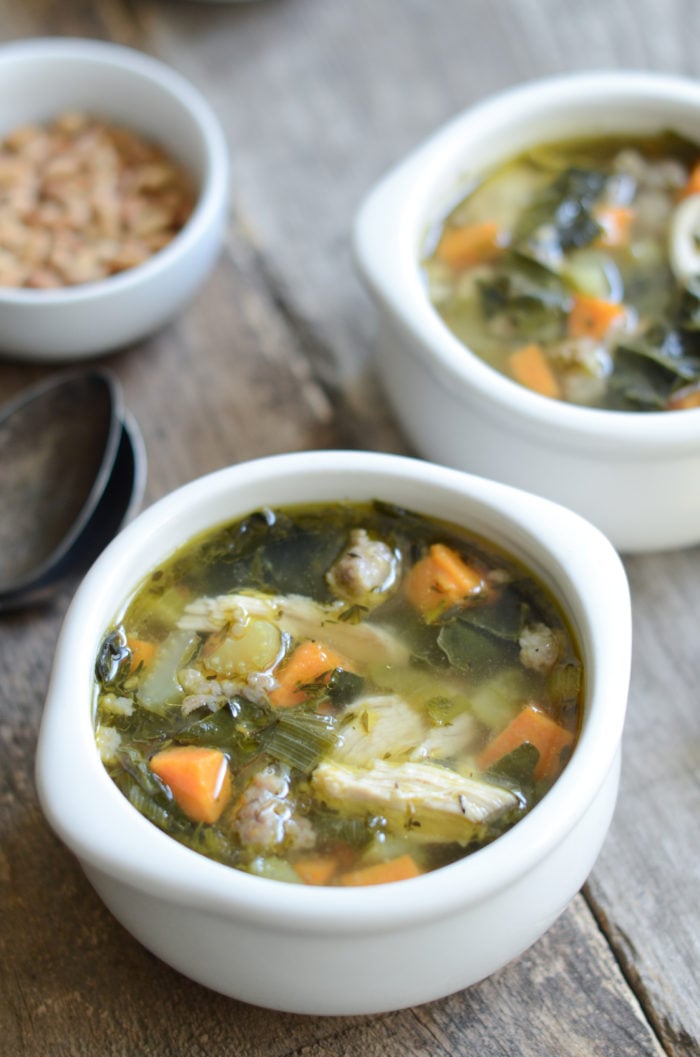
[423, 132, 700, 411]
[94, 501, 583, 886]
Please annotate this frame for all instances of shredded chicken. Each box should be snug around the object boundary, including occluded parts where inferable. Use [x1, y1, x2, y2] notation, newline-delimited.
[335, 693, 480, 767]
[232, 766, 315, 852]
[411, 710, 480, 762]
[326, 528, 399, 607]
[312, 758, 517, 844]
[335, 694, 428, 767]
[179, 591, 410, 666]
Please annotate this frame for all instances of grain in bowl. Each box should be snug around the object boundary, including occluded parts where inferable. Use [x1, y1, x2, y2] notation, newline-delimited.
[0, 37, 228, 361]
[0, 110, 195, 289]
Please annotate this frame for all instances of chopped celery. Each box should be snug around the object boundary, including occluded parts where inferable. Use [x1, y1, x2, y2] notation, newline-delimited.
[306, 805, 372, 849]
[547, 661, 583, 704]
[137, 629, 199, 713]
[140, 584, 192, 633]
[264, 710, 338, 774]
[126, 780, 178, 831]
[245, 856, 304, 884]
[562, 248, 614, 298]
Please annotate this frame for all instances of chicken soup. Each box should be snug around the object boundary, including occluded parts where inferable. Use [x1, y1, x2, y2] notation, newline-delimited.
[423, 132, 700, 410]
[94, 501, 583, 886]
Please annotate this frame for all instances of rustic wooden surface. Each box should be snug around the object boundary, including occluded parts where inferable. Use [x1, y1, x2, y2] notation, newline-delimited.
[0, 1, 698, 1055]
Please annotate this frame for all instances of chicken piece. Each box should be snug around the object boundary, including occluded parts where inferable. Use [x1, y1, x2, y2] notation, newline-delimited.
[232, 766, 315, 852]
[179, 591, 410, 667]
[519, 622, 560, 673]
[312, 759, 517, 844]
[411, 709, 480, 762]
[326, 528, 399, 608]
[336, 693, 481, 767]
[335, 694, 429, 767]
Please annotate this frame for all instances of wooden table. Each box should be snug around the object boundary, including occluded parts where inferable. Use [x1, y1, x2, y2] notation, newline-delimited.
[1, 2, 698, 1054]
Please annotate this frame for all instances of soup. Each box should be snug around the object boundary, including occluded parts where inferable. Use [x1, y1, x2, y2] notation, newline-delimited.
[423, 132, 700, 411]
[94, 501, 582, 886]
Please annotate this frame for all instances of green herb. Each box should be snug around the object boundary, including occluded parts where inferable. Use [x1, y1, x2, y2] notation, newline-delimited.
[515, 167, 605, 250]
[478, 253, 571, 342]
[326, 668, 364, 705]
[485, 742, 540, 808]
[437, 620, 517, 674]
[609, 323, 700, 409]
[454, 593, 527, 642]
[175, 699, 270, 765]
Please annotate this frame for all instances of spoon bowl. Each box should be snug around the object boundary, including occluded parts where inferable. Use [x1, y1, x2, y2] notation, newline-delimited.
[0, 370, 145, 610]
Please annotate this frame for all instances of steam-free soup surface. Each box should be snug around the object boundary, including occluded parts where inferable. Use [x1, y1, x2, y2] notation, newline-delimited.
[423, 132, 700, 410]
[95, 502, 582, 886]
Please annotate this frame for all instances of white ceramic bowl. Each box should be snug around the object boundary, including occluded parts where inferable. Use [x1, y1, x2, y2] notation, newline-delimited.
[0, 37, 228, 361]
[353, 72, 700, 553]
[36, 450, 631, 1015]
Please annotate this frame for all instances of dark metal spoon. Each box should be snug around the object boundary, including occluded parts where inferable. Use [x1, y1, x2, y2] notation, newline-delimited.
[63, 410, 146, 578]
[0, 370, 145, 611]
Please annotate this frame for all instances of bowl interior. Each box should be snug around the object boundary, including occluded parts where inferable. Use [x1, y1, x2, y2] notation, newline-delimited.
[0, 40, 210, 183]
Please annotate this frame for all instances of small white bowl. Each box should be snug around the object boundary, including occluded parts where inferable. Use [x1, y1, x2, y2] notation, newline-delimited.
[0, 38, 228, 361]
[353, 72, 700, 553]
[36, 450, 631, 1015]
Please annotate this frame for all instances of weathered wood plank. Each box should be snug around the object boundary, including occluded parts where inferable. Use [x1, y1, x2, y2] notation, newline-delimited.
[0, 0, 698, 1054]
[0, 803, 667, 1057]
[585, 548, 700, 1057]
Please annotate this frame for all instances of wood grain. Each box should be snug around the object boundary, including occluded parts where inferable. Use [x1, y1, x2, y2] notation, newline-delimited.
[0, 1, 698, 1054]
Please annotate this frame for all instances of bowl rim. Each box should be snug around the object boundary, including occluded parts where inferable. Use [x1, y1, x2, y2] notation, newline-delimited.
[36, 450, 631, 934]
[0, 36, 229, 306]
[353, 69, 700, 453]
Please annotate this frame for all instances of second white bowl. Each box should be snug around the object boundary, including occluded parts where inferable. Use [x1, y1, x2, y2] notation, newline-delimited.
[354, 72, 700, 553]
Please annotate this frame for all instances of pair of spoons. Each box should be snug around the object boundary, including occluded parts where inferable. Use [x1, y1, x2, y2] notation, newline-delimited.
[0, 370, 146, 611]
